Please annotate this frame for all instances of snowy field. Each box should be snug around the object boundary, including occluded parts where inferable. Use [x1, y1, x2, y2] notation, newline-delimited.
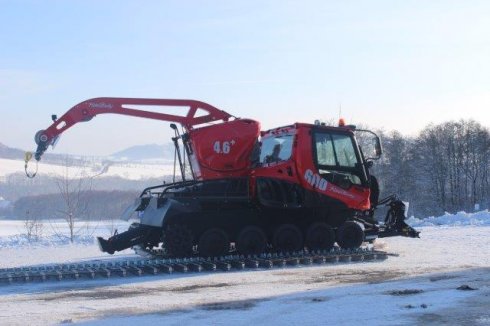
[0, 158, 173, 180]
[0, 212, 489, 325]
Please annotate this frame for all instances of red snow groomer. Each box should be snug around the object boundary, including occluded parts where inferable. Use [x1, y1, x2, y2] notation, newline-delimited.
[30, 97, 419, 257]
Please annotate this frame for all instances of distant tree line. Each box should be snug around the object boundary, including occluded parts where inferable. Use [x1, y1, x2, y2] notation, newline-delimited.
[371, 119, 489, 216]
[0, 173, 167, 202]
[12, 190, 138, 221]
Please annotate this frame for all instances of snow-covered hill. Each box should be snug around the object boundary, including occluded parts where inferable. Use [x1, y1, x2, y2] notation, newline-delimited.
[0, 142, 25, 160]
[0, 140, 178, 181]
[110, 143, 175, 162]
[0, 197, 10, 209]
[0, 158, 173, 181]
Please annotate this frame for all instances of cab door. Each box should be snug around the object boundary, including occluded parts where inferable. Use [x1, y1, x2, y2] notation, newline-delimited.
[252, 129, 303, 209]
[312, 131, 368, 189]
[294, 126, 371, 211]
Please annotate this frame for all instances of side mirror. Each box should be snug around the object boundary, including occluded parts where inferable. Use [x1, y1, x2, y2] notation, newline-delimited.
[355, 129, 383, 161]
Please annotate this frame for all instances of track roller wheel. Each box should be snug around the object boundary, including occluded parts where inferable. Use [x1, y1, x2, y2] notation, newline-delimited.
[198, 228, 230, 257]
[273, 224, 303, 252]
[236, 226, 267, 256]
[305, 222, 335, 251]
[336, 221, 364, 249]
[163, 224, 194, 257]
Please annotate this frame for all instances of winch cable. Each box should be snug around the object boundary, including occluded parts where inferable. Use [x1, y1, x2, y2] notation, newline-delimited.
[24, 151, 38, 179]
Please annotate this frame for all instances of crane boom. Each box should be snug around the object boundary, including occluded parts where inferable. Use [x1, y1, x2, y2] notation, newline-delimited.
[33, 97, 233, 161]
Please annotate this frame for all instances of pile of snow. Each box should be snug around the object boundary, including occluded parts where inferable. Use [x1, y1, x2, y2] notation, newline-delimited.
[407, 210, 490, 227]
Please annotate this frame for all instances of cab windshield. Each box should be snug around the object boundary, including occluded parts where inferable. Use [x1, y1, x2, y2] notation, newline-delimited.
[314, 132, 365, 186]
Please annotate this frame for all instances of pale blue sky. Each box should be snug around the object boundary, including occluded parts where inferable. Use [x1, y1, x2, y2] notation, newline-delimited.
[1, 0, 489, 155]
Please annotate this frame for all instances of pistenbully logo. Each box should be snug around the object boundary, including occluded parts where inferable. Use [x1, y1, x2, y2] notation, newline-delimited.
[88, 102, 113, 109]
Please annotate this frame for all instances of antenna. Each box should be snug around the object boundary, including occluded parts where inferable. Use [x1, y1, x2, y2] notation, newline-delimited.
[339, 103, 342, 120]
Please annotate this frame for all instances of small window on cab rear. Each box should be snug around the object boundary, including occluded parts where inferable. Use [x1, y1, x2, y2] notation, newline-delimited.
[260, 134, 294, 164]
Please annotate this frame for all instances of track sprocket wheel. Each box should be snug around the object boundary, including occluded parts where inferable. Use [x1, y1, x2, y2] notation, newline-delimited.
[272, 224, 303, 252]
[198, 228, 230, 257]
[235, 226, 267, 256]
[336, 221, 364, 249]
[305, 222, 335, 251]
[162, 224, 194, 257]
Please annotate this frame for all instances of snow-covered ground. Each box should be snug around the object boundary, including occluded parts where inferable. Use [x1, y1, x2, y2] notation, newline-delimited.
[0, 220, 133, 267]
[0, 158, 173, 180]
[0, 212, 489, 325]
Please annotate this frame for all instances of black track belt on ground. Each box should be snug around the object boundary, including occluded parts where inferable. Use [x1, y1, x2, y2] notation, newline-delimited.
[0, 248, 388, 286]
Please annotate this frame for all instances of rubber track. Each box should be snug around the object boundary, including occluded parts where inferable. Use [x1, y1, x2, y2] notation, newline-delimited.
[0, 248, 389, 286]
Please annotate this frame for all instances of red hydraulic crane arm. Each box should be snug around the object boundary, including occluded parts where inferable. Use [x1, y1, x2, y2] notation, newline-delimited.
[33, 97, 233, 161]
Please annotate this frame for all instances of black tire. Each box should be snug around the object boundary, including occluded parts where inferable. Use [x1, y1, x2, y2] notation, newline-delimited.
[273, 224, 303, 252]
[198, 228, 230, 257]
[336, 221, 364, 249]
[163, 224, 194, 257]
[305, 222, 335, 251]
[236, 226, 267, 256]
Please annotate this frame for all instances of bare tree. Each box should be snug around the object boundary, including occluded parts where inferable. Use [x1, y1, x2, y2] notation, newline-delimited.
[358, 120, 489, 217]
[23, 209, 43, 242]
[416, 120, 490, 214]
[52, 156, 94, 243]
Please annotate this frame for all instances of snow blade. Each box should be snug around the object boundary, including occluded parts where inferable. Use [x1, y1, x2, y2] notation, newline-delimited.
[97, 224, 161, 254]
[377, 196, 420, 239]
